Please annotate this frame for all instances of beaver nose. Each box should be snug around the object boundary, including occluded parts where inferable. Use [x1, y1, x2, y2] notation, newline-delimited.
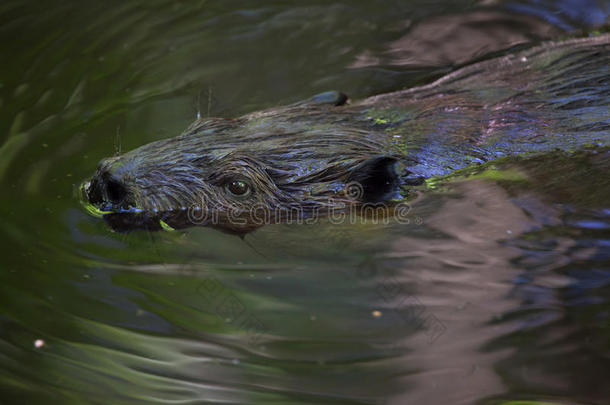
[87, 170, 129, 208]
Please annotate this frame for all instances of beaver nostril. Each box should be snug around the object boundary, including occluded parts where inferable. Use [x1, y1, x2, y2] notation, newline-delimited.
[106, 178, 127, 205]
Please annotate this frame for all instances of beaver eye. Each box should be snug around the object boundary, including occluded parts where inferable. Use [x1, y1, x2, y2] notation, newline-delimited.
[225, 179, 251, 197]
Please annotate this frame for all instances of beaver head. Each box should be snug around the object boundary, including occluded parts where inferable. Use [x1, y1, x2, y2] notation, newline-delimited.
[84, 93, 408, 234]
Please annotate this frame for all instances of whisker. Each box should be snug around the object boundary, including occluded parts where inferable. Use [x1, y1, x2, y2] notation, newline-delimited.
[147, 230, 162, 259]
[240, 234, 269, 260]
[114, 125, 122, 156]
[207, 87, 212, 118]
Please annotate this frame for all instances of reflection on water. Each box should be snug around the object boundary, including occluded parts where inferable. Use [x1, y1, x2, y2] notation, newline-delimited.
[351, 10, 562, 68]
[1, 1, 609, 404]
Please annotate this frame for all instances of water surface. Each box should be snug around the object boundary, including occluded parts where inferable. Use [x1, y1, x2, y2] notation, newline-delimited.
[1, 1, 609, 404]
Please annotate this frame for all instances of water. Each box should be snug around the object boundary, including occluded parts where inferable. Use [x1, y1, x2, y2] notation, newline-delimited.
[1, 1, 609, 404]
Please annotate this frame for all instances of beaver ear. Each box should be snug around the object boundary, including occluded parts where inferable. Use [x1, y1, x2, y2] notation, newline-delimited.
[346, 156, 402, 203]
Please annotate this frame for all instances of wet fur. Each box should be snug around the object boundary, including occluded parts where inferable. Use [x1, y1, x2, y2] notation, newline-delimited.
[86, 34, 610, 233]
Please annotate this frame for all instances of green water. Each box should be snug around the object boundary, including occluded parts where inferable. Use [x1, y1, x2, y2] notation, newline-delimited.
[1, 1, 609, 404]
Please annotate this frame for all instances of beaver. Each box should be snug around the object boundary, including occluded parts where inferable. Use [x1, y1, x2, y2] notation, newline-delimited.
[84, 34, 610, 234]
